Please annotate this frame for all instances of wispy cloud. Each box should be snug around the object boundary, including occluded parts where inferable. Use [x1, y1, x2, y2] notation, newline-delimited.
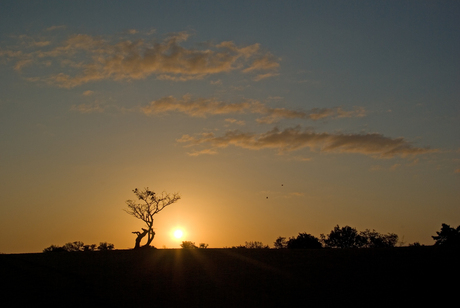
[141, 95, 366, 123]
[186, 148, 218, 156]
[71, 102, 104, 113]
[253, 72, 279, 81]
[225, 118, 246, 126]
[0, 31, 280, 88]
[177, 126, 435, 158]
[255, 106, 366, 124]
[46, 25, 66, 31]
[141, 95, 254, 117]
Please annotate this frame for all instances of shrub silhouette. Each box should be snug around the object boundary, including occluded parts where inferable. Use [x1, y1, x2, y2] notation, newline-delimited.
[43, 245, 67, 253]
[43, 241, 115, 253]
[97, 242, 115, 251]
[62, 241, 85, 252]
[181, 241, 197, 249]
[287, 233, 322, 249]
[232, 241, 270, 249]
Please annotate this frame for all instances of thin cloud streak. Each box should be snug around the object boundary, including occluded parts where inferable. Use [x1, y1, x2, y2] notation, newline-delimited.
[141, 95, 254, 117]
[141, 95, 366, 122]
[177, 126, 435, 158]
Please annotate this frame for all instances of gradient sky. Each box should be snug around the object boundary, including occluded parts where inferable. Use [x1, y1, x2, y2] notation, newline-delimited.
[1, 1, 459, 253]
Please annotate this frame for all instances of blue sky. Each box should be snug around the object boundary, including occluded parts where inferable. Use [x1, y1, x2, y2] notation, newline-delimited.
[0, 1, 459, 252]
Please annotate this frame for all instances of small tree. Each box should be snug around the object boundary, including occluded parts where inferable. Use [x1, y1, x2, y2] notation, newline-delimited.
[124, 188, 180, 249]
[287, 233, 322, 249]
[432, 223, 460, 248]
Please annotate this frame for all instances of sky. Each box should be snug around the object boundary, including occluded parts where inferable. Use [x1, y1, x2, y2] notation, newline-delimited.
[0, 1, 459, 253]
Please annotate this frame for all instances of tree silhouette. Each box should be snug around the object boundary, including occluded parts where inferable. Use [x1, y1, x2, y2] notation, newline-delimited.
[432, 223, 460, 248]
[124, 188, 180, 249]
[359, 229, 398, 248]
[321, 225, 366, 248]
[274, 236, 288, 249]
[287, 233, 322, 249]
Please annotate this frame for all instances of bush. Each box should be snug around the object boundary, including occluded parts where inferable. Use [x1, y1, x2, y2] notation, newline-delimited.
[62, 241, 85, 252]
[43, 245, 67, 253]
[287, 233, 322, 249]
[232, 241, 270, 249]
[97, 242, 115, 251]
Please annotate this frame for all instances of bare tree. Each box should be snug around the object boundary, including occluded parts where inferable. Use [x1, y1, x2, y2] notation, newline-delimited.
[124, 188, 181, 249]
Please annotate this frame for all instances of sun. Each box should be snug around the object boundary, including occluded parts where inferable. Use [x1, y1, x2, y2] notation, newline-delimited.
[173, 229, 184, 239]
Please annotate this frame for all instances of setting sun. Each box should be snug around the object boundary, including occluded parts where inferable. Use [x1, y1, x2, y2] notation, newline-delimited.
[173, 229, 184, 239]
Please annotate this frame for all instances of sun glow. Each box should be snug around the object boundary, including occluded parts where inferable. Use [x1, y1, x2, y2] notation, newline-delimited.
[173, 229, 184, 239]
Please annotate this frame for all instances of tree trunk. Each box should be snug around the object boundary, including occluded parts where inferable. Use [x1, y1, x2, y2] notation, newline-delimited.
[133, 228, 149, 249]
[143, 229, 156, 248]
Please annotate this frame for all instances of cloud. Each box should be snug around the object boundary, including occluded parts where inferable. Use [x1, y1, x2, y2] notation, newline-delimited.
[141, 95, 366, 123]
[32, 41, 51, 47]
[253, 72, 279, 81]
[455, 169, 460, 174]
[1, 31, 280, 88]
[71, 102, 104, 113]
[225, 118, 245, 126]
[177, 126, 435, 158]
[256, 106, 367, 124]
[141, 95, 255, 117]
[186, 148, 218, 156]
[243, 53, 280, 73]
[210, 79, 222, 85]
[46, 25, 66, 31]
[82, 90, 94, 96]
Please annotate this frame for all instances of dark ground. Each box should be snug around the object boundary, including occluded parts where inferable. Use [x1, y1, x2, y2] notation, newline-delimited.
[1, 247, 458, 307]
